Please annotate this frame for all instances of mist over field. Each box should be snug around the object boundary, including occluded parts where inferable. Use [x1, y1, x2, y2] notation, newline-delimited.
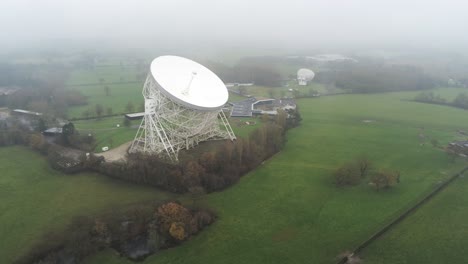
[1, 0, 468, 55]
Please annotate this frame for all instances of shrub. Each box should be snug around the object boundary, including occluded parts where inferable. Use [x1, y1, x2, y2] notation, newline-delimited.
[333, 163, 362, 186]
[369, 170, 400, 191]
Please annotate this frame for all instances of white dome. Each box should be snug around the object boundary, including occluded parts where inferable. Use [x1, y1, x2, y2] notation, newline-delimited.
[297, 68, 315, 81]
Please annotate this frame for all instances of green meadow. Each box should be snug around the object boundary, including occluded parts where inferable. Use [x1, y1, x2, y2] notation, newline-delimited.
[66, 66, 144, 118]
[0, 147, 173, 263]
[361, 175, 468, 263]
[4, 71, 468, 263]
[79, 91, 468, 264]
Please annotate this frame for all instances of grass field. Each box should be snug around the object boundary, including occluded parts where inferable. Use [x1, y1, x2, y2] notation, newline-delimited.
[66, 66, 144, 118]
[0, 146, 173, 263]
[67, 66, 142, 85]
[65, 64, 337, 119]
[73, 117, 140, 152]
[80, 91, 468, 264]
[361, 175, 468, 263]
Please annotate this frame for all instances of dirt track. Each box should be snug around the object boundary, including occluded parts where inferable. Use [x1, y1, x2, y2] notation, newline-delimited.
[95, 141, 132, 162]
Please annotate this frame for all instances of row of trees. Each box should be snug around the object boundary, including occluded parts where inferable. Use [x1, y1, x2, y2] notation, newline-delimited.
[16, 201, 215, 263]
[333, 156, 400, 191]
[205, 58, 284, 87]
[315, 62, 435, 93]
[97, 108, 300, 194]
[80, 101, 138, 119]
[98, 122, 286, 193]
[414, 91, 468, 110]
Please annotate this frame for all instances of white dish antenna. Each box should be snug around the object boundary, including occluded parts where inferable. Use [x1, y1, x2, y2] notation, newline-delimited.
[130, 56, 236, 162]
[297, 68, 315, 81]
[150, 56, 229, 111]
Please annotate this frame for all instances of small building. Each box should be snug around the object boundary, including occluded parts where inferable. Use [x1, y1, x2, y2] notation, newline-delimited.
[448, 141, 468, 156]
[124, 112, 145, 120]
[230, 97, 297, 118]
[11, 109, 42, 118]
[42, 127, 63, 136]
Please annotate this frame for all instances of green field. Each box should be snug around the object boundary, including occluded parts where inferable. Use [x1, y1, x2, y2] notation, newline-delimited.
[73, 117, 140, 152]
[79, 91, 468, 264]
[66, 66, 144, 118]
[0, 146, 173, 263]
[3, 87, 468, 263]
[361, 175, 468, 263]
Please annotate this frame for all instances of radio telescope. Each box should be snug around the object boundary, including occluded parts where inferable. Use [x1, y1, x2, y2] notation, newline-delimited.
[297, 68, 315, 86]
[129, 56, 236, 162]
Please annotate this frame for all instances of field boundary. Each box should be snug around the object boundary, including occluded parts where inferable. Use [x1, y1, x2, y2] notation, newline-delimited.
[66, 81, 142, 87]
[337, 165, 468, 264]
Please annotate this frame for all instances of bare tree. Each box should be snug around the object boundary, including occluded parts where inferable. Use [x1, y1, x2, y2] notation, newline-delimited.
[95, 104, 103, 119]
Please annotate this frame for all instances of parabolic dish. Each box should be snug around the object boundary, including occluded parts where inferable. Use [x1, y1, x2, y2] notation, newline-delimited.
[297, 68, 315, 81]
[150, 56, 228, 111]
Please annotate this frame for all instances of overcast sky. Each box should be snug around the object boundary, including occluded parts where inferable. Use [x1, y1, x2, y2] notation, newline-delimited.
[1, 0, 467, 53]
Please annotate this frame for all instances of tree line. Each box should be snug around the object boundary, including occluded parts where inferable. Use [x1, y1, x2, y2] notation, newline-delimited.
[414, 91, 468, 110]
[333, 156, 400, 191]
[96, 108, 300, 194]
[204, 57, 284, 87]
[315, 62, 435, 93]
[15, 201, 215, 264]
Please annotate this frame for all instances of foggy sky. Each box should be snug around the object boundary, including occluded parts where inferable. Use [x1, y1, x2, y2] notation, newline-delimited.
[1, 0, 467, 53]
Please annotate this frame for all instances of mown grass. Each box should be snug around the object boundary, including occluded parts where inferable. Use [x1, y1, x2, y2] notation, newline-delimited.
[83, 91, 468, 264]
[66, 66, 144, 118]
[73, 116, 140, 152]
[361, 175, 468, 263]
[0, 146, 173, 263]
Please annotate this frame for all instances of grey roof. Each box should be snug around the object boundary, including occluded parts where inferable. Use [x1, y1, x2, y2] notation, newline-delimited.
[125, 112, 145, 118]
[230, 97, 296, 117]
[450, 141, 468, 148]
[12, 109, 42, 116]
[43, 127, 63, 134]
[230, 98, 257, 117]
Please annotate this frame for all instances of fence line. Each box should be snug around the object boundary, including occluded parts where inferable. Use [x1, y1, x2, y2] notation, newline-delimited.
[337, 166, 468, 264]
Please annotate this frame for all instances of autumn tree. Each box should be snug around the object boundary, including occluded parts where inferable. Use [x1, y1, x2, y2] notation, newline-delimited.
[29, 133, 46, 152]
[333, 163, 361, 186]
[156, 202, 192, 240]
[275, 109, 287, 128]
[183, 160, 204, 190]
[169, 222, 186, 241]
[356, 155, 372, 177]
[369, 170, 400, 191]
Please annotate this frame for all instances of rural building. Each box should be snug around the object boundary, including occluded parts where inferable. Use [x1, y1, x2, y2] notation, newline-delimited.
[11, 109, 42, 118]
[230, 97, 296, 117]
[42, 127, 63, 136]
[305, 54, 358, 63]
[448, 141, 468, 155]
[124, 112, 145, 120]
